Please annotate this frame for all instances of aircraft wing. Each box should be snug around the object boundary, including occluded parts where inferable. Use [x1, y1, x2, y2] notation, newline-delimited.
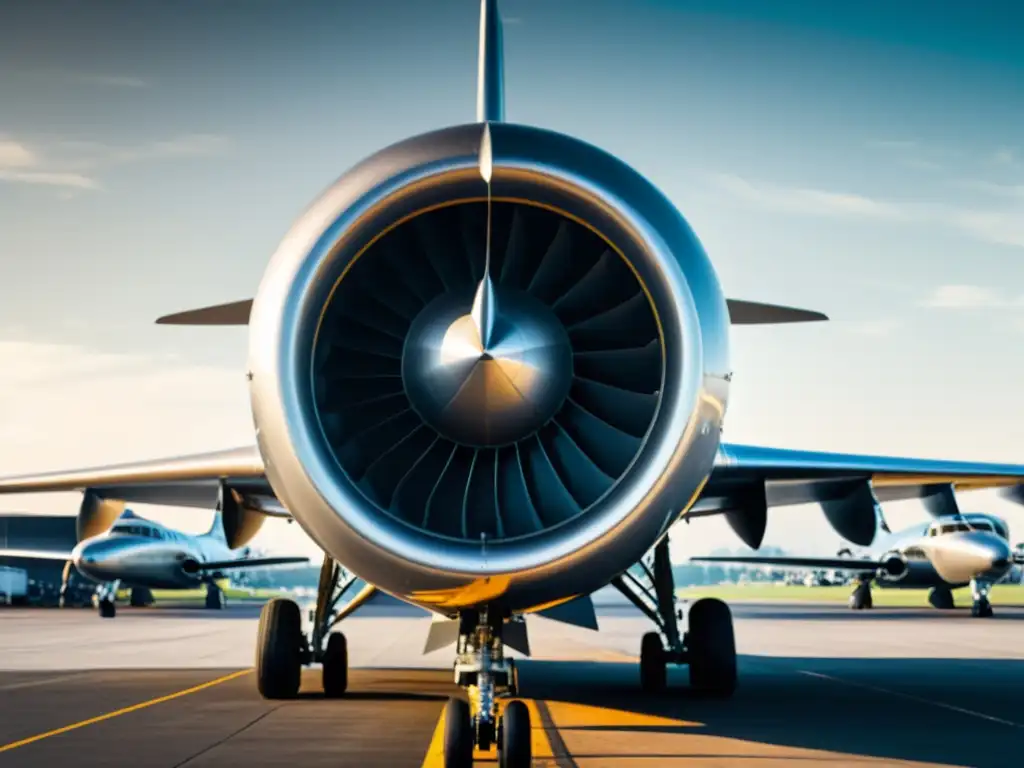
[0, 446, 273, 510]
[692, 443, 1024, 548]
[198, 556, 310, 571]
[0, 548, 72, 561]
[154, 298, 828, 327]
[690, 555, 882, 572]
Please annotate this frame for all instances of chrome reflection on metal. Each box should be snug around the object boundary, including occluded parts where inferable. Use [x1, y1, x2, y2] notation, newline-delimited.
[247, 120, 731, 611]
[402, 282, 573, 448]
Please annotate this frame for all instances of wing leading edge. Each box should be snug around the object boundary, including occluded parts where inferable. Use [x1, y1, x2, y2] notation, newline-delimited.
[0, 446, 272, 510]
[693, 443, 1024, 549]
[154, 298, 827, 327]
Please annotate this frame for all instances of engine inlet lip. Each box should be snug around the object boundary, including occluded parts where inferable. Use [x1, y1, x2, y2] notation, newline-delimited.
[254, 122, 719, 578]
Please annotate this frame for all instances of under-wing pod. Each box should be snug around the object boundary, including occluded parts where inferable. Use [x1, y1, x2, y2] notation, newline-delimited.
[246, 121, 732, 612]
[877, 550, 909, 581]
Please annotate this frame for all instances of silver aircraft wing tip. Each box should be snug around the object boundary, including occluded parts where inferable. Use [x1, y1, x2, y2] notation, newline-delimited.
[725, 298, 829, 325]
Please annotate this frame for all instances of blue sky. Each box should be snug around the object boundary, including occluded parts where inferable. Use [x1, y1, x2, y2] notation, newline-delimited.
[0, 0, 1022, 559]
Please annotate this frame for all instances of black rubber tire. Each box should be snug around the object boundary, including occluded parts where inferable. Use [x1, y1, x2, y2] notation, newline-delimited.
[98, 599, 116, 619]
[972, 600, 994, 618]
[687, 598, 737, 697]
[928, 587, 955, 610]
[499, 700, 532, 768]
[639, 631, 666, 693]
[443, 698, 473, 768]
[205, 585, 224, 610]
[130, 587, 153, 607]
[256, 598, 302, 699]
[322, 632, 349, 698]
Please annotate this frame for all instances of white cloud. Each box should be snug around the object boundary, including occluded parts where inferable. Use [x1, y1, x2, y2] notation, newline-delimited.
[709, 173, 914, 221]
[713, 172, 1024, 250]
[0, 169, 98, 189]
[991, 147, 1016, 166]
[844, 319, 901, 336]
[0, 139, 36, 168]
[919, 284, 1010, 309]
[0, 133, 228, 193]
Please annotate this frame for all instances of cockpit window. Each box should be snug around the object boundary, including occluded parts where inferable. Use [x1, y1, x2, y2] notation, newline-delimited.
[972, 522, 993, 532]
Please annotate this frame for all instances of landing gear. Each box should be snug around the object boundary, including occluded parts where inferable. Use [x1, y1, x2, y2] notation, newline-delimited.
[639, 631, 666, 693]
[95, 580, 120, 619]
[928, 585, 955, 610]
[255, 555, 357, 700]
[612, 536, 737, 697]
[322, 632, 348, 697]
[256, 597, 302, 699]
[443, 698, 473, 768]
[499, 700, 532, 768]
[848, 578, 873, 610]
[444, 607, 530, 767]
[131, 587, 154, 607]
[205, 582, 224, 610]
[687, 597, 737, 697]
[970, 578, 994, 617]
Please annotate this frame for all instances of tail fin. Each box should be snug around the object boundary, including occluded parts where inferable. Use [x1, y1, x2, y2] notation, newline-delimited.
[208, 509, 226, 541]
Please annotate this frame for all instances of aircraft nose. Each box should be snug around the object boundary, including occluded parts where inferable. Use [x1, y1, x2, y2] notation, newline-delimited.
[73, 537, 129, 578]
[923, 531, 1011, 583]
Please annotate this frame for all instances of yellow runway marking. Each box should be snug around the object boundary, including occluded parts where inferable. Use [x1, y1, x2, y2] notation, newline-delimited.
[420, 698, 556, 766]
[0, 669, 251, 754]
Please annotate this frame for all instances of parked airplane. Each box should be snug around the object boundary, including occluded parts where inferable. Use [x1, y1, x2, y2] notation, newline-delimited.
[3, 2, 1024, 766]
[0, 509, 307, 617]
[693, 513, 1023, 617]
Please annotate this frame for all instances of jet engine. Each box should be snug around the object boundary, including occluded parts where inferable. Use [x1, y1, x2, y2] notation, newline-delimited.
[877, 550, 909, 581]
[247, 122, 731, 611]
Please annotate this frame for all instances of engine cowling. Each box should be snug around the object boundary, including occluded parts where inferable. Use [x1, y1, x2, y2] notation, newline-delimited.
[248, 122, 731, 611]
[878, 550, 909, 581]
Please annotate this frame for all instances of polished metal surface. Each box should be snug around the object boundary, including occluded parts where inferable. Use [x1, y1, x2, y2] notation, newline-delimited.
[476, 0, 504, 123]
[402, 282, 573, 447]
[247, 118, 730, 610]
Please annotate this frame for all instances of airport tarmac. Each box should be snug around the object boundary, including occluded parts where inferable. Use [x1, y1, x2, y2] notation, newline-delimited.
[1, 601, 1022, 766]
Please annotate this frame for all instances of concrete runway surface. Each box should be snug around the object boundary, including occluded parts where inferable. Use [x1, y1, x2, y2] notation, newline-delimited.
[1, 600, 1022, 767]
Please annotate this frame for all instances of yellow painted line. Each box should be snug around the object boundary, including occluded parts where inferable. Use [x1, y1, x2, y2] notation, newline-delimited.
[0, 669, 252, 754]
[421, 698, 555, 767]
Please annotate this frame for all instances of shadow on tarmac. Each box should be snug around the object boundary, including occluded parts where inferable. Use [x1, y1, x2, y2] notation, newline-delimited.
[514, 655, 1024, 767]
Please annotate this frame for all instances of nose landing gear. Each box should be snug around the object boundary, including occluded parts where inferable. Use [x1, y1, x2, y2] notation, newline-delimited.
[443, 608, 531, 768]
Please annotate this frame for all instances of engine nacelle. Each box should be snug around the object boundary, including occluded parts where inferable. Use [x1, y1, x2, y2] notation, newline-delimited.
[248, 122, 731, 611]
[877, 550, 909, 581]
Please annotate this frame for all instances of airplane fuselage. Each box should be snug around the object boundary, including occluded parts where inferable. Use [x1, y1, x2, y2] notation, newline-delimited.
[71, 519, 235, 590]
[860, 513, 1012, 590]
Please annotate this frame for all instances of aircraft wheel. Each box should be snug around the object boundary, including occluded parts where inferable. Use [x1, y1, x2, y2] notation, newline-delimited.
[687, 598, 737, 697]
[639, 631, 666, 693]
[499, 700, 532, 768]
[205, 584, 224, 610]
[971, 599, 994, 618]
[322, 631, 348, 698]
[928, 586, 954, 610]
[130, 587, 153, 607]
[98, 599, 116, 618]
[443, 697, 473, 768]
[256, 598, 302, 699]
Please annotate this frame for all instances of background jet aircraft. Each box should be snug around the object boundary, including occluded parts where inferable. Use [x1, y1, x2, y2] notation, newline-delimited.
[0, 509, 307, 617]
[4, 2, 1024, 766]
[692, 512, 1023, 617]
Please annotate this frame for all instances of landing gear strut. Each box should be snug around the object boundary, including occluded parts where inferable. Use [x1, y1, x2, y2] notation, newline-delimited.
[612, 537, 737, 697]
[970, 578, 994, 617]
[444, 607, 530, 768]
[256, 555, 356, 699]
[848, 577, 873, 610]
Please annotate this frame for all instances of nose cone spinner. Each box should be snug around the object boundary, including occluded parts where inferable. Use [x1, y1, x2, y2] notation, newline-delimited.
[403, 275, 574, 447]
